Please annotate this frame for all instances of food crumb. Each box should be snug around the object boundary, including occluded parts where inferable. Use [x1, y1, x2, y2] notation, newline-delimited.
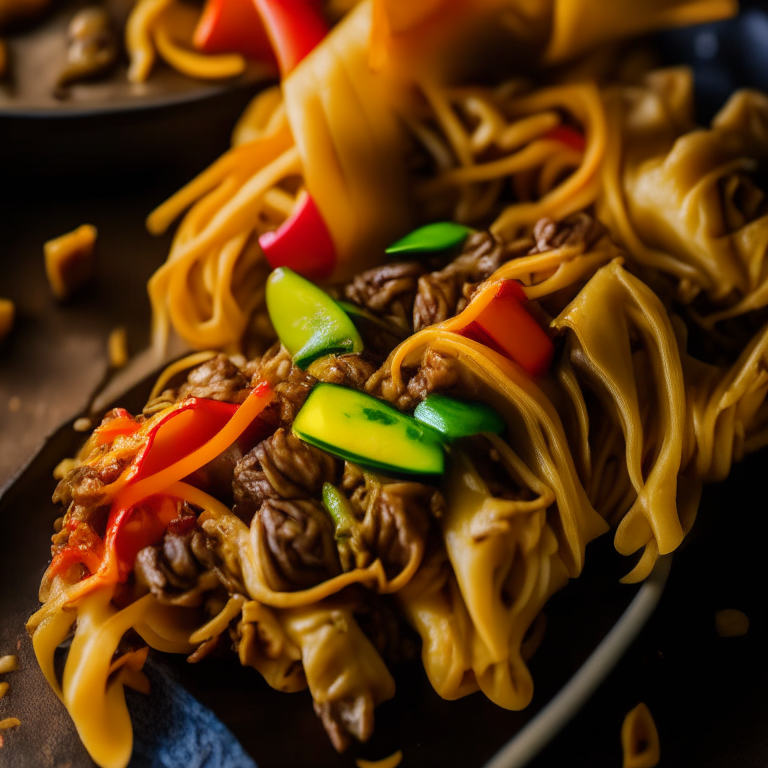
[108, 326, 128, 368]
[0, 683, 8, 700]
[44, 224, 97, 300]
[621, 703, 659, 768]
[356, 751, 403, 768]
[0, 657, 17, 674]
[715, 609, 749, 637]
[0, 300, 14, 344]
[73, 417, 92, 432]
[7, 396, 20, 413]
[0, 732, 4, 747]
[0, 719, 20, 731]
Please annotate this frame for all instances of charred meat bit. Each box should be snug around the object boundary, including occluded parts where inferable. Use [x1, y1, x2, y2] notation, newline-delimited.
[254, 498, 341, 591]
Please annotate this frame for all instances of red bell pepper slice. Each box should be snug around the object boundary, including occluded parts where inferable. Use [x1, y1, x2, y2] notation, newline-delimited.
[252, 0, 328, 76]
[459, 280, 554, 377]
[259, 191, 336, 280]
[542, 125, 586, 153]
[193, 0, 276, 62]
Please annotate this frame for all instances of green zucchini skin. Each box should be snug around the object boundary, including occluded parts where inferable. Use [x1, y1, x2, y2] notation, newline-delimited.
[292, 383, 445, 476]
[266, 267, 363, 369]
[413, 393, 506, 440]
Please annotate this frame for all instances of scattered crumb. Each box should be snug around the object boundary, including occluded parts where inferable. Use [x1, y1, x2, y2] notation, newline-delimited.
[621, 703, 659, 768]
[0, 657, 17, 674]
[356, 751, 403, 768]
[73, 417, 92, 432]
[108, 326, 128, 368]
[7, 396, 20, 413]
[53, 458, 79, 480]
[44, 224, 97, 300]
[0, 719, 20, 731]
[715, 609, 749, 637]
[0, 733, 4, 748]
[0, 300, 14, 344]
[0, 683, 8, 700]
[15, 640, 20, 652]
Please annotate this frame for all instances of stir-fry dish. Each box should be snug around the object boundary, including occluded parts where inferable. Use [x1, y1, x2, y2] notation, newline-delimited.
[25, 0, 768, 766]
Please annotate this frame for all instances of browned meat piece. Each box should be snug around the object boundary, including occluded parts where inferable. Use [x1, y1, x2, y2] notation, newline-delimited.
[343, 262, 426, 331]
[314, 695, 375, 753]
[254, 498, 341, 591]
[342, 463, 443, 580]
[177, 354, 250, 403]
[306, 354, 377, 390]
[529, 211, 605, 254]
[413, 230, 533, 330]
[247, 343, 316, 426]
[52, 453, 129, 508]
[233, 428, 339, 518]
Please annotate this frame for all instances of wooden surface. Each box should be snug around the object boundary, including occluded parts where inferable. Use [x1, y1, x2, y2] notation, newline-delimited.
[1, 98, 768, 768]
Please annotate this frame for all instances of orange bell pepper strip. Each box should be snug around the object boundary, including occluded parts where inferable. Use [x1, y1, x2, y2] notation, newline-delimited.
[259, 191, 336, 280]
[93, 408, 141, 446]
[252, 0, 329, 76]
[193, 0, 276, 62]
[454, 280, 555, 377]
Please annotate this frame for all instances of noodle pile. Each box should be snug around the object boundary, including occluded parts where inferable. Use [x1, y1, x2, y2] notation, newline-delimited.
[27, 1, 768, 766]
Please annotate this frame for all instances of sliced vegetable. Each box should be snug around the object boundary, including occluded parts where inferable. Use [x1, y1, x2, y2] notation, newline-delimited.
[259, 191, 336, 280]
[458, 280, 554, 377]
[385, 222, 473, 256]
[64, 382, 275, 589]
[94, 408, 140, 445]
[252, 0, 328, 76]
[266, 267, 362, 369]
[413, 393, 505, 441]
[293, 383, 444, 476]
[542, 125, 586, 153]
[193, 0, 275, 61]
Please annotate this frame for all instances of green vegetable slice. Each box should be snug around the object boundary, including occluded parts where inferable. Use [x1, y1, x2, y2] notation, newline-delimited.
[413, 393, 505, 441]
[385, 222, 474, 256]
[293, 383, 445, 476]
[266, 267, 363, 369]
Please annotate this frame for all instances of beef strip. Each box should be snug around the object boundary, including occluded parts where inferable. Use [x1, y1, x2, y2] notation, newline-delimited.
[177, 354, 250, 403]
[255, 498, 342, 591]
[306, 354, 378, 390]
[342, 462, 444, 579]
[529, 211, 606, 254]
[233, 428, 339, 518]
[343, 262, 426, 332]
[246, 343, 316, 426]
[413, 230, 533, 330]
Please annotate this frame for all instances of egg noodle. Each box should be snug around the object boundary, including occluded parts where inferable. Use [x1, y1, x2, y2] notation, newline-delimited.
[28, 1, 768, 767]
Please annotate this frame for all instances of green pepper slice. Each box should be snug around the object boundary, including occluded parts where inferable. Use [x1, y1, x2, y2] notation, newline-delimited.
[413, 393, 505, 441]
[293, 383, 444, 476]
[385, 222, 474, 256]
[266, 267, 363, 369]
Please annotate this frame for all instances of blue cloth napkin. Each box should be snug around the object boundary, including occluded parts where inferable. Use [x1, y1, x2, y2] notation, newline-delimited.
[126, 660, 257, 768]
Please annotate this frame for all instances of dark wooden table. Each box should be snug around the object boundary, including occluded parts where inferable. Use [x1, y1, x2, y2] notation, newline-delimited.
[1, 98, 767, 768]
